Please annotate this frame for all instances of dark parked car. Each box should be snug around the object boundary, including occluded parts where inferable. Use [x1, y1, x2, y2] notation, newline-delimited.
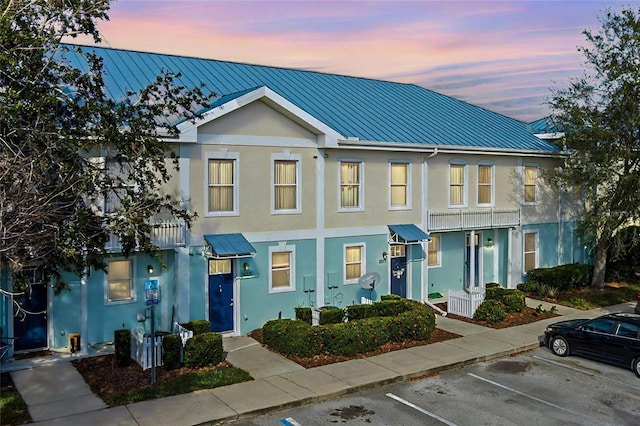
[544, 313, 640, 378]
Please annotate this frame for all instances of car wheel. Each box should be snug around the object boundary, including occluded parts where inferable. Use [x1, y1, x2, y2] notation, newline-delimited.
[633, 358, 640, 378]
[550, 335, 570, 357]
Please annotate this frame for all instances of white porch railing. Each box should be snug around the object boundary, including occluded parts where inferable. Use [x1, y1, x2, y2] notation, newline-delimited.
[447, 290, 485, 319]
[131, 329, 163, 370]
[360, 296, 374, 305]
[106, 221, 187, 253]
[427, 209, 520, 232]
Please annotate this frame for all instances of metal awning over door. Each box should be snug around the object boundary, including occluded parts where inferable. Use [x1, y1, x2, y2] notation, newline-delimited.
[388, 224, 431, 244]
[204, 233, 256, 258]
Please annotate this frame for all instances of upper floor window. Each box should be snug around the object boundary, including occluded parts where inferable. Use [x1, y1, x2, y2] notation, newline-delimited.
[270, 245, 295, 292]
[340, 161, 363, 210]
[524, 165, 537, 203]
[104, 159, 135, 214]
[208, 157, 237, 215]
[107, 259, 133, 303]
[523, 231, 538, 273]
[273, 157, 300, 213]
[344, 244, 364, 283]
[571, 185, 583, 203]
[477, 164, 493, 206]
[449, 163, 466, 206]
[428, 235, 440, 267]
[390, 162, 410, 209]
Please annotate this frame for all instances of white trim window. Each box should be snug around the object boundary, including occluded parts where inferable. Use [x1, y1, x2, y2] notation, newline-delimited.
[477, 163, 494, 206]
[269, 245, 295, 293]
[207, 153, 238, 216]
[106, 259, 134, 303]
[272, 154, 301, 214]
[523, 231, 538, 273]
[344, 244, 365, 283]
[449, 163, 467, 207]
[524, 165, 538, 204]
[340, 160, 363, 210]
[427, 235, 441, 267]
[389, 161, 410, 209]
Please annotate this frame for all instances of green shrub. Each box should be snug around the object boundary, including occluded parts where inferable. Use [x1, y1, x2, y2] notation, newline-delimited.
[319, 307, 345, 325]
[295, 307, 312, 324]
[474, 300, 507, 323]
[380, 294, 402, 301]
[181, 320, 211, 335]
[516, 282, 538, 293]
[502, 291, 526, 313]
[322, 322, 379, 356]
[389, 305, 436, 342]
[345, 299, 408, 321]
[162, 333, 182, 370]
[525, 264, 591, 291]
[485, 282, 501, 289]
[262, 319, 322, 358]
[184, 332, 223, 368]
[114, 329, 131, 367]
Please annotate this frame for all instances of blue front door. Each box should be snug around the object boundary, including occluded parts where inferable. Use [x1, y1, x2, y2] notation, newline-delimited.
[209, 261, 234, 333]
[390, 256, 407, 298]
[14, 283, 47, 351]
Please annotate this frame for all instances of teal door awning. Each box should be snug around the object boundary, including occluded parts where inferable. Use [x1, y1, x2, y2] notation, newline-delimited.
[388, 224, 430, 244]
[204, 233, 256, 258]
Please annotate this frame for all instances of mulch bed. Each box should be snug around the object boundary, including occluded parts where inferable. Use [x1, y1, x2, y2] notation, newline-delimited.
[436, 303, 559, 329]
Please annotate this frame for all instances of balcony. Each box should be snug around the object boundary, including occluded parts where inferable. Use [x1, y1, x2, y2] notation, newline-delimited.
[426, 209, 520, 232]
[105, 221, 187, 253]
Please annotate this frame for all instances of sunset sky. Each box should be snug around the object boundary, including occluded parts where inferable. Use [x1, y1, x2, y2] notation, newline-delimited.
[82, 0, 629, 122]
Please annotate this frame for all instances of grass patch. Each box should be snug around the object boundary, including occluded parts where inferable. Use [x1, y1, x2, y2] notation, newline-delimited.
[103, 367, 252, 406]
[558, 282, 640, 310]
[0, 373, 31, 425]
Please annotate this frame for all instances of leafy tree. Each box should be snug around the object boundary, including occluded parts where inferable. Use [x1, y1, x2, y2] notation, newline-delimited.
[0, 0, 211, 302]
[547, 6, 640, 289]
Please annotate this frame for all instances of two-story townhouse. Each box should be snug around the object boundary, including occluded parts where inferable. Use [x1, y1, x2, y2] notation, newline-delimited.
[1, 46, 581, 357]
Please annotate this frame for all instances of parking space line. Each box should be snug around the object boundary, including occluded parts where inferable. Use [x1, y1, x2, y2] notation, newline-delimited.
[280, 417, 302, 426]
[467, 373, 614, 426]
[386, 392, 459, 426]
[530, 355, 640, 391]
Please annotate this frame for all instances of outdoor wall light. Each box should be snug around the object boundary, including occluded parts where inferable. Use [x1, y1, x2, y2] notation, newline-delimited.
[485, 238, 494, 248]
[382, 251, 388, 261]
[147, 265, 154, 275]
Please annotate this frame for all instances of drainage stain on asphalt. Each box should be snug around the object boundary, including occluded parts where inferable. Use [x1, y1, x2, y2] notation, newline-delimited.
[487, 360, 531, 373]
[329, 405, 375, 422]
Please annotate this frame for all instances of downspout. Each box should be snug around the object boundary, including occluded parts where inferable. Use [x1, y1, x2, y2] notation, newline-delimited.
[422, 148, 438, 302]
[316, 148, 326, 308]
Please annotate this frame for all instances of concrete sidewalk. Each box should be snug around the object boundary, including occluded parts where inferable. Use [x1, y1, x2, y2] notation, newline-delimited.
[5, 299, 636, 426]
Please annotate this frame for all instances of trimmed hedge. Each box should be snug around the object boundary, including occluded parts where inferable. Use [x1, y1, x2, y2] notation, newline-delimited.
[319, 307, 345, 325]
[114, 329, 131, 367]
[162, 333, 182, 370]
[262, 298, 436, 358]
[181, 319, 211, 335]
[295, 307, 312, 324]
[485, 287, 526, 313]
[525, 264, 591, 291]
[184, 332, 223, 367]
[474, 299, 507, 323]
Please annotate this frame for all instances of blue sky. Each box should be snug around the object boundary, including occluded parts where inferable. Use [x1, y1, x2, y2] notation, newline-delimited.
[84, 0, 631, 122]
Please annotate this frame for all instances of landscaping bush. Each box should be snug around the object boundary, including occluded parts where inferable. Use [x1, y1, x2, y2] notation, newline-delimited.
[162, 333, 182, 370]
[181, 319, 211, 335]
[295, 307, 312, 324]
[485, 282, 501, 289]
[346, 298, 408, 321]
[114, 329, 131, 367]
[501, 291, 526, 313]
[516, 281, 538, 293]
[474, 300, 507, 323]
[389, 305, 436, 342]
[319, 307, 345, 325]
[322, 322, 380, 356]
[184, 332, 223, 368]
[525, 264, 591, 291]
[262, 319, 322, 358]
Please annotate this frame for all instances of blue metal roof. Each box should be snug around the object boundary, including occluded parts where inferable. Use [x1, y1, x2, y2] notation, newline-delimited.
[388, 224, 430, 243]
[61, 45, 558, 152]
[527, 116, 563, 134]
[204, 234, 256, 258]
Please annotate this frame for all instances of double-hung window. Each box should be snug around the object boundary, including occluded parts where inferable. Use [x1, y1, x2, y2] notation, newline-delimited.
[344, 244, 364, 283]
[340, 161, 362, 210]
[427, 235, 441, 267]
[524, 165, 537, 204]
[523, 231, 538, 273]
[270, 245, 295, 292]
[107, 259, 133, 303]
[273, 155, 300, 213]
[477, 164, 493, 206]
[449, 163, 466, 207]
[207, 154, 237, 216]
[390, 162, 410, 209]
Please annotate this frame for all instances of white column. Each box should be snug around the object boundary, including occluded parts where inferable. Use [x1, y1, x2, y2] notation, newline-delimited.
[507, 228, 514, 288]
[469, 230, 476, 290]
[80, 267, 88, 354]
[493, 228, 499, 284]
[315, 149, 326, 308]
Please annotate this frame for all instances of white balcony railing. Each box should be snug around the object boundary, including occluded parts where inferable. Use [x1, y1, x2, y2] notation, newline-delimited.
[427, 209, 520, 232]
[105, 221, 187, 253]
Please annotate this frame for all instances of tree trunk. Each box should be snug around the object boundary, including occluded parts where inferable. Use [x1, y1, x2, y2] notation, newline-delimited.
[590, 241, 607, 290]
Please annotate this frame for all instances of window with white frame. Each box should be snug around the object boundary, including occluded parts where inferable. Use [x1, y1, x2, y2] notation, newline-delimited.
[107, 259, 133, 302]
[449, 163, 466, 206]
[477, 164, 493, 206]
[209, 259, 231, 275]
[270, 246, 295, 292]
[523, 232, 538, 273]
[340, 161, 362, 210]
[344, 244, 364, 283]
[208, 157, 236, 214]
[104, 159, 135, 214]
[390, 162, 410, 208]
[273, 158, 300, 212]
[524, 165, 537, 203]
[428, 235, 440, 267]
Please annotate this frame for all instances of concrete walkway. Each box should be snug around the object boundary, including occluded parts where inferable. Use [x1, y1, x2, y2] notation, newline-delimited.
[3, 299, 636, 426]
